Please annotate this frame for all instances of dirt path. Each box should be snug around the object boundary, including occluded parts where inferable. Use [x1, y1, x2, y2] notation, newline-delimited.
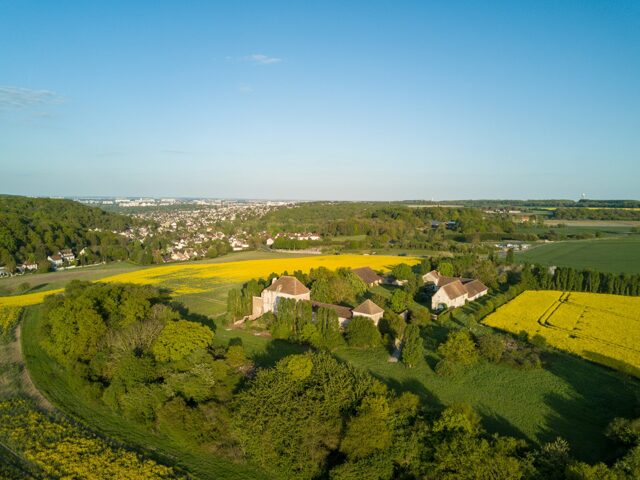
[10, 323, 52, 410]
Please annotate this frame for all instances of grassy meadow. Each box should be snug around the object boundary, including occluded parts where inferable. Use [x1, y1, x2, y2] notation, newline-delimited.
[516, 237, 640, 274]
[484, 290, 640, 377]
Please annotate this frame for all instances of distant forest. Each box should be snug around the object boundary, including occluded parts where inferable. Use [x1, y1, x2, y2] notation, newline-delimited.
[0, 195, 148, 270]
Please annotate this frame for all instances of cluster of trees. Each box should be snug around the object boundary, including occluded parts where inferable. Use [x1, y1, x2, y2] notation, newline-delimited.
[203, 239, 232, 259]
[305, 267, 368, 305]
[521, 265, 640, 296]
[265, 299, 346, 349]
[255, 202, 519, 251]
[41, 282, 252, 453]
[0, 195, 161, 272]
[271, 237, 323, 250]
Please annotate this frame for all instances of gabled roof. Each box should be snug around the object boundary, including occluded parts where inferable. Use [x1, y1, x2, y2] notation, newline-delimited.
[464, 279, 488, 297]
[312, 301, 353, 319]
[265, 276, 310, 296]
[424, 270, 459, 287]
[439, 280, 468, 300]
[353, 299, 384, 316]
[351, 267, 383, 285]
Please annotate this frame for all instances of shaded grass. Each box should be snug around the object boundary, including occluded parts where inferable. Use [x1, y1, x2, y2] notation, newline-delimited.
[21, 306, 266, 480]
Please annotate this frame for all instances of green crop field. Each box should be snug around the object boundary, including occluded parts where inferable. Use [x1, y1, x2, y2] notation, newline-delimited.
[517, 237, 640, 274]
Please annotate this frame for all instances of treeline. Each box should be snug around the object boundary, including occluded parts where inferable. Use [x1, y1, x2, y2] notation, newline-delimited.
[522, 265, 640, 296]
[258, 202, 517, 250]
[402, 199, 578, 208]
[0, 195, 149, 271]
[576, 199, 640, 209]
[271, 237, 322, 250]
[553, 208, 640, 221]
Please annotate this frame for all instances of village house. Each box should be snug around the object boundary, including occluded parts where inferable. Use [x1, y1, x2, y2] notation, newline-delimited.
[250, 274, 384, 328]
[310, 299, 384, 328]
[47, 254, 64, 268]
[18, 262, 38, 273]
[351, 267, 383, 287]
[251, 276, 311, 318]
[423, 270, 488, 310]
[59, 249, 75, 262]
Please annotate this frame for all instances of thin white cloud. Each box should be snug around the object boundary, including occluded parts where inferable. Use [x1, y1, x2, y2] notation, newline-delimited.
[0, 86, 65, 109]
[245, 54, 282, 65]
[238, 83, 253, 94]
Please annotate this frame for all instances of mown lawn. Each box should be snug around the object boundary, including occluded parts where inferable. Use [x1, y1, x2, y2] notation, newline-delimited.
[21, 306, 268, 480]
[517, 237, 640, 274]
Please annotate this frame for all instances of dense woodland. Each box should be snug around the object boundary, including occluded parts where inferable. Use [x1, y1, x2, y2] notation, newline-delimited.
[0, 195, 158, 270]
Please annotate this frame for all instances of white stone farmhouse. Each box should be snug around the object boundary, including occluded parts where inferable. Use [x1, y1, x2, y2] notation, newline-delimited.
[251, 276, 311, 318]
[423, 270, 488, 310]
[250, 274, 384, 328]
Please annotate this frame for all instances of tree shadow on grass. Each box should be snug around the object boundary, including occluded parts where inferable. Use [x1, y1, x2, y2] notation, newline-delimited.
[481, 412, 529, 442]
[378, 375, 442, 408]
[538, 351, 640, 462]
[251, 339, 308, 369]
[169, 301, 217, 332]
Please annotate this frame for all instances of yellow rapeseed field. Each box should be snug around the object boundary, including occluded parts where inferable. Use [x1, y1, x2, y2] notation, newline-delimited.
[484, 290, 640, 376]
[0, 255, 417, 307]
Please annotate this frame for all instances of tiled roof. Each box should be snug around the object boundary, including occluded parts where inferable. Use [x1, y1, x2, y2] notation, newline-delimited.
[351, 267, 383, 285]
[312, 301, 353, 319]
[265, 276, 310, 295]
[353, 299, 384, 315]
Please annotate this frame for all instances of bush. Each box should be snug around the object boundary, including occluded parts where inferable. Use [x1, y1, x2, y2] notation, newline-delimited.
[151, 320, 214, 362]
[378, 314, 406, 341]
[435, 359, 459, 377]
[345, 317, 382, 348]
[390, 289, 411, 313]
[530, 334, 547, 349]
[437, 330, 479, 367]
[477, 334, 505, 363]
[401, 325, 424, 368]
[606, 417, 640, 445]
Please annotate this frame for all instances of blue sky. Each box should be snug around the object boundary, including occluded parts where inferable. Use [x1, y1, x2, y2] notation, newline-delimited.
[1, 1, 639, 200]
